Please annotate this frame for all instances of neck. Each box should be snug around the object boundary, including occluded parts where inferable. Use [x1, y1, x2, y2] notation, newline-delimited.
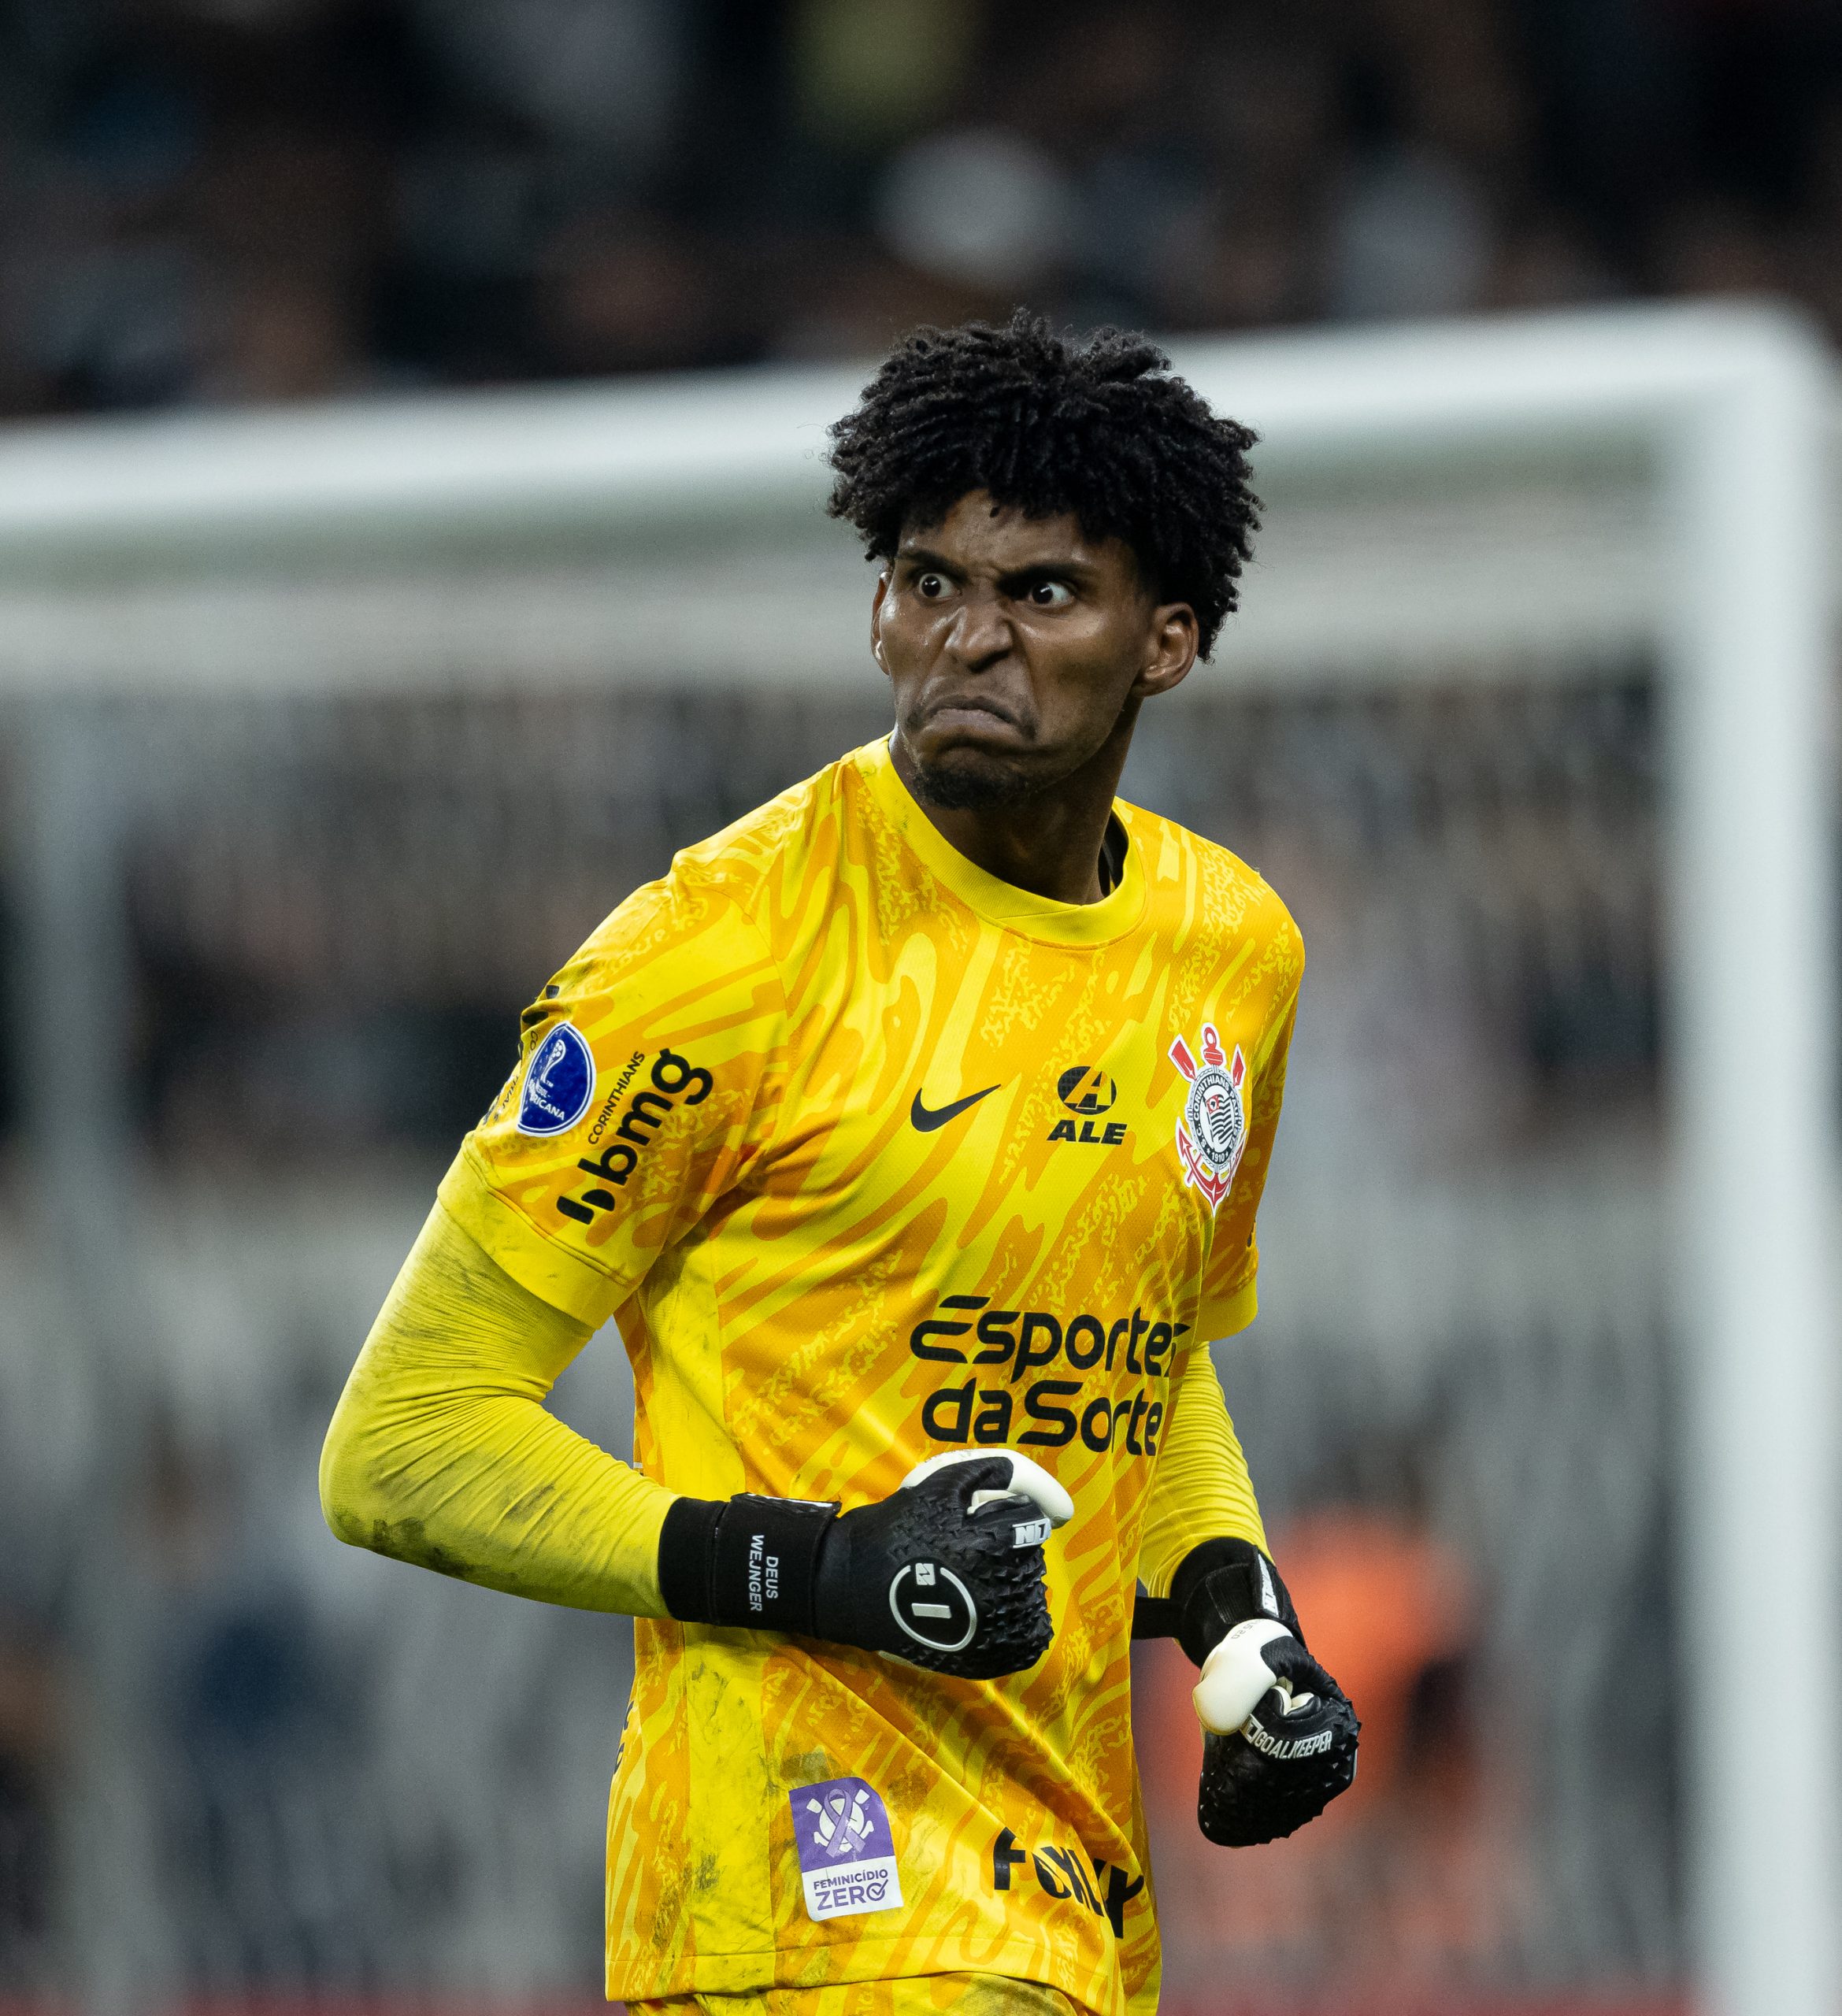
[890, 706, 1138, 905]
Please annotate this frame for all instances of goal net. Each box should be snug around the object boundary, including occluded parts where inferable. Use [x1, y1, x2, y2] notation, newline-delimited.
[0, 308, 1829, 2016]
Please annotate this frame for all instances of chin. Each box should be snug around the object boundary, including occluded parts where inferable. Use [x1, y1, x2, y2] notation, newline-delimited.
[909, 749, 1043, 812]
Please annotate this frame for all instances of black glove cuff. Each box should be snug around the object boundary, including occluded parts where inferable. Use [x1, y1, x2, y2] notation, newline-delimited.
[1169, 1536, 1301, 1669]
[658, 1493, 838, 1632]
[658, 1498, 724, 1621]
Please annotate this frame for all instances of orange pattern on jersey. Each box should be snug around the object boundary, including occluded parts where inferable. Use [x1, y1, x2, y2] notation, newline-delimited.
[439, 739, 1302, 2014]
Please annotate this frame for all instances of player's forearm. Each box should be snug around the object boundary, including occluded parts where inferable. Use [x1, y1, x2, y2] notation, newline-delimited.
[320, 1199, 671, 1615]
[1137, 1344, 1269, 1599]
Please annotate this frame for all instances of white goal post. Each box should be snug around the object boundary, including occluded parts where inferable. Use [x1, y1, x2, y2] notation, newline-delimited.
[0, 303, 1832, 2016]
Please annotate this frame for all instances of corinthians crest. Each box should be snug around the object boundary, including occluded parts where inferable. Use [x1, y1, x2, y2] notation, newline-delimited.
[1169, 1022, 1249, 1214]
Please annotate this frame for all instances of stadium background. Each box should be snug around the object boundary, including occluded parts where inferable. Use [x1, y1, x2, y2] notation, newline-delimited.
[0, 2, 1836, 2013]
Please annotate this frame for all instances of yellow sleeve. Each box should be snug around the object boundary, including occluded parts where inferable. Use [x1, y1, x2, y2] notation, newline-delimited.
[1137, 1345, 1269, 1599]
[1195, 982, 1299, 1342]
[319, 1196, 673, 1614]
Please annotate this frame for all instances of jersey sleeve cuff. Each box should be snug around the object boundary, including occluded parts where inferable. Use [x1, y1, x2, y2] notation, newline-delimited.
[1195, 1277, 1258, 1343]
[438, 1148, 624, 1329]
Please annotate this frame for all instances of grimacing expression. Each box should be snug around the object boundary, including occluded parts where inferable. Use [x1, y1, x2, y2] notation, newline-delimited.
[872, 491, 1198, 810]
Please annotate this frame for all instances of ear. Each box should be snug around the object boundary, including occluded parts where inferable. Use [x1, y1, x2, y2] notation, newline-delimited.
[870, 570, 892, 673]
[1131, 602, 1199, 702]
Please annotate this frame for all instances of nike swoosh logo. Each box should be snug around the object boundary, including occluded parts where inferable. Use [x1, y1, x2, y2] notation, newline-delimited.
[910, 1084, 1002, 1132]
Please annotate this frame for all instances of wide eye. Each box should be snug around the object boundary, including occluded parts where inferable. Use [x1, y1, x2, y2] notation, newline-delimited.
[916, 572, 950, 599]
[1027, 580, 1075, 610]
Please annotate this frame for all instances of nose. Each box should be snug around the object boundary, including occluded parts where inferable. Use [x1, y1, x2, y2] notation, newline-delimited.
[944, 587, 1012, 670]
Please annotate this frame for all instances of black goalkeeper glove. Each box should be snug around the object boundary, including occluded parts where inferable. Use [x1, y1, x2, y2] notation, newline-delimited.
[657, 1450, 1074, 1680]
[1139, 1537, 1359, 1847]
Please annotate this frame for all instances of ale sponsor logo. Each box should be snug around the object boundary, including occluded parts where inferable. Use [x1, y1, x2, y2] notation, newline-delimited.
[1047, 1064, 1126, 1147]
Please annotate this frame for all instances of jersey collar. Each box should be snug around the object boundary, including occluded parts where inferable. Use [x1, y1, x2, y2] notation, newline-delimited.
[858, 736, 1149, 947]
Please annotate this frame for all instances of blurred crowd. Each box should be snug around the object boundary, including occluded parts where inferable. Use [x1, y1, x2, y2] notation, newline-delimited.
[2, 0, 1840, 416]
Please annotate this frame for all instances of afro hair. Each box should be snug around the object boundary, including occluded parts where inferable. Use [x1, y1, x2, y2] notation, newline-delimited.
[825, 309, 1259, 658]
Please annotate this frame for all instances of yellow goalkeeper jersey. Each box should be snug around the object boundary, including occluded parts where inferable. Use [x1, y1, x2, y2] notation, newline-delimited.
[438, 736, 1302, 2014]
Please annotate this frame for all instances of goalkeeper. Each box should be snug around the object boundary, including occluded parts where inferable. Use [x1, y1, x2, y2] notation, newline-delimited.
[321, 311, 1355, 2016]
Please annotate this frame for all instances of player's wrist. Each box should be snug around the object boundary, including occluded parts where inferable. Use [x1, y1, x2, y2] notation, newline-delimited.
[1170, 1535, 1302, 1669]
[656, 1497, 723, 1621]
[658, 1493, 839, 1632]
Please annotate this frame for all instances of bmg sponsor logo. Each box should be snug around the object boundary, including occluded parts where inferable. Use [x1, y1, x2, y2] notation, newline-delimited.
[555, 1047, 712, 1227]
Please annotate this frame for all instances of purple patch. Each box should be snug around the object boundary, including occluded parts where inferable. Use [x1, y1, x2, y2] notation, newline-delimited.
[789, 1777, 903, 1921]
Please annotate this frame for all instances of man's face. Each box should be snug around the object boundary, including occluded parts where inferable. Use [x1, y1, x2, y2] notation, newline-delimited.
[872, 490, 1197, 810]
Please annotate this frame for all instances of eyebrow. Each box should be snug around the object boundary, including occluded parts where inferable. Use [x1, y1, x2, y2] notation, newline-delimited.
[895, 543, 1100, 581]
[893, 543, 958, 573]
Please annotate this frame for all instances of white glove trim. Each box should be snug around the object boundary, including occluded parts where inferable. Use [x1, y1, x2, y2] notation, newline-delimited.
[900, 1448, 1076, 1529]
[1194, 1618, 1292, 1734]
